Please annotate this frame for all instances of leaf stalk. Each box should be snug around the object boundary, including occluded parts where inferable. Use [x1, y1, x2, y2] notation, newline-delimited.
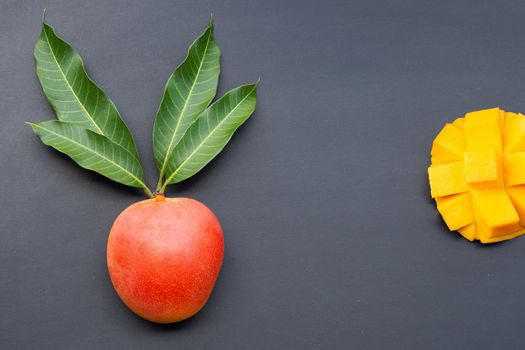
[142, 185, 154, 199]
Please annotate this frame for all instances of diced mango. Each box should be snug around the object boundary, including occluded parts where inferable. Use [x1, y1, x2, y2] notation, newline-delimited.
[463, 150, 501, 187]
[428, 162, 467, 198]
[464, 116, 502, 152]
[429, 109, 525, 243]
[431, 155, 446, 165]
[473, 189, 520, 239]
[430, 123, 464, 163]
[505, 152, 525, 186]
[507, 186, 525, 227]
[435, 193, 474, 231]
[452, 117, 464, 130]
[504, 112, 519, 127]
[458, 223, 477, 241]
[480, 228, 525, 244]
[503, 113, 525, 153]
[465, 108, 502, 124]
[499, 108, 506, 126]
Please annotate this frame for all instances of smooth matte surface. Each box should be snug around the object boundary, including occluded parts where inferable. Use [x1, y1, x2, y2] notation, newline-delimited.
[2, 0, 525, 348]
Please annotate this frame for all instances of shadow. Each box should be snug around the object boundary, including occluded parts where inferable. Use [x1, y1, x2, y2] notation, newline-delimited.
[475, 239, 510, 249]
[37, 144, 145, 200]
[432, 210, 512, 248]
[164, 157, 221, 196]
[140, 309, 206, 332]
[433, 213, 450, 231]
[432, 214, 464, 243]
[420, 163, 434, 204]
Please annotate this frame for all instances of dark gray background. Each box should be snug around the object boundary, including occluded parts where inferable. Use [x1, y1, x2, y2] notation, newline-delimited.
[2, 0, 525, 348]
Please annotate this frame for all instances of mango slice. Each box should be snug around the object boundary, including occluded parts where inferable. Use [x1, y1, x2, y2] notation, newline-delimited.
[428, 108, 525, 243]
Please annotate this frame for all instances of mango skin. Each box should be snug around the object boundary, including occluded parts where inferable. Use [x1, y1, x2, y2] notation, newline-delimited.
[107, 197, 224, 323]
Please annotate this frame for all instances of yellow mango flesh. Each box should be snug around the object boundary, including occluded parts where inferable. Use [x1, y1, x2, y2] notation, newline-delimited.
[464, 109, 502, 152]
[505, 153, 525, 186]
[428, 107, 525, 243]
[473, 189, 520, 239]
[507, 186, 525, 227]
[431, 123, 464, 164]
[464, 150, 501, 187]
[435, 193, 474, 231]
[458, 223, 477, 241]
[504, 113, 525, 153]
[428, 162, 466, 198]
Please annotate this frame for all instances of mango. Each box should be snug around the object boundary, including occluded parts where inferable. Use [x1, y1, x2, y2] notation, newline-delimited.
[458, 223, 477, 241]
[436, 193, 474, 231]
[507, 186, 525, 227]
[428, 162, 467, 198]
[505, 152, 525, 186]
[504, 113, 525, 153]
[464, 109, 502, 152]
[473, 189, 520, 239]
[107, 196, 224, 323]
[452, 117, 464, 130]
[428, 108, 525, 243]
[431, 123, 464, 163]
[464, 150, 501, 187]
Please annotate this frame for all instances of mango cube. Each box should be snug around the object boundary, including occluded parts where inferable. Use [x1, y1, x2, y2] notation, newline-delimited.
[504, 113, 525, 153]
[463, 150, 501, 187]
[428, 162, 467, 198]
[505, 152, 525, 186]
[436, 193, 474, 231]
[473, 189, 520, 239]
[465, 107, 503, 125]
[458, 223, 477, 241]
[430, 123, 464, 163]
[507, 187, 525, 227]
[504, 112, 519, 128]
[464, 116, 502, 151]
[452, 117, 464, 130]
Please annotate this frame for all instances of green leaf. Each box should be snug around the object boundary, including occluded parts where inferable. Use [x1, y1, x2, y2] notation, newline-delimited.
[153, 19, 221, 185]
[28, 121, 148, 189]
[161, 83, 257, 189]
[34, 22, 140, 159]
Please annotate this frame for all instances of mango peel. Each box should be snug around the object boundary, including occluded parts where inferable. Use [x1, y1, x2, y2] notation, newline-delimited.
[428, 108, 525, 243]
